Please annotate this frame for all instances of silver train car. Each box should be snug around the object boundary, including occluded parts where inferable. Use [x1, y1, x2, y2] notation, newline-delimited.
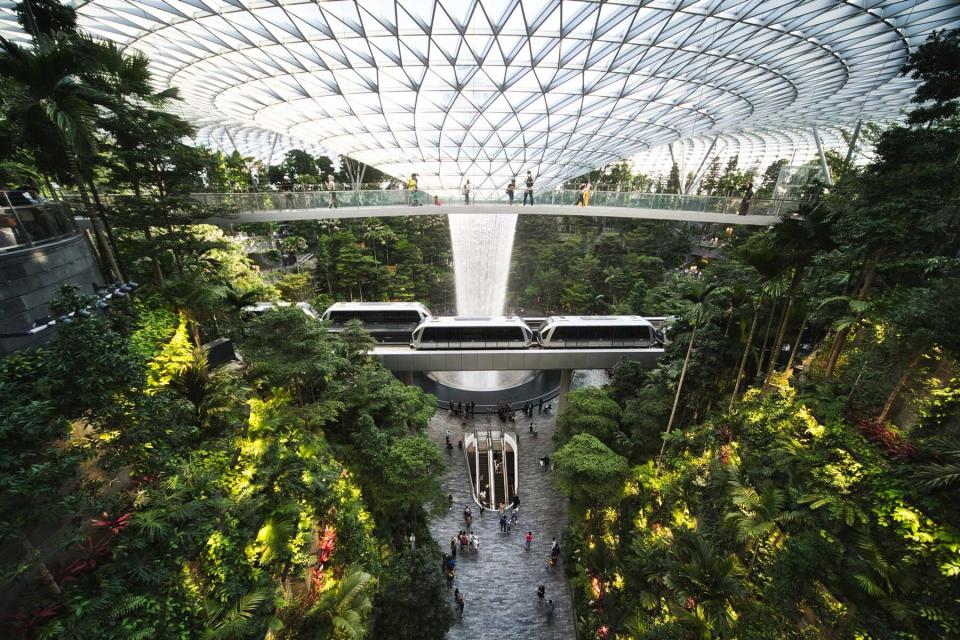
[322, 302, 431, 343]
[242, 301, 322, 320]
[410, 316, 534, 349]
[537, 316, 660, 348]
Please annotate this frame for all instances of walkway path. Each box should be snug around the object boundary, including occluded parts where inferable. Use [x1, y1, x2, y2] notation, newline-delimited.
[426, 407, 576, 639]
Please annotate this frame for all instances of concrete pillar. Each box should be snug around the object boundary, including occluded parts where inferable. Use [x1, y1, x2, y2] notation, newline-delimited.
[558, 369, 573, 413]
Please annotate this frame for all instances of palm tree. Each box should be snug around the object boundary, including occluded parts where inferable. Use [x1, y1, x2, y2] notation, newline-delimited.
[94, 41, 182, 285]
[657, 279, 718, 468]
[913, 437, 960, 490]
[762, 205, 834, 391]
[168, 347, 237, 430]
[224, 285, 260, 337]
[725, 472, 807, 568]
[164, 256, 229, 345]
[663, 533, 746, 637]
[0, 33, 122, 279]
[849, 535, 918, 627]
[728, 231, 785, 409]
[202, 589, 271, 640]
[311, 566, 375, 640]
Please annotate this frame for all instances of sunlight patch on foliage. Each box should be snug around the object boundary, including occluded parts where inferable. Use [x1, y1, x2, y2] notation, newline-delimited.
[145, 317, 193, 393]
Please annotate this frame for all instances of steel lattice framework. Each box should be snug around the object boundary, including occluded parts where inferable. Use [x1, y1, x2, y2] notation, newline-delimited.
[2, 0, 959, 189]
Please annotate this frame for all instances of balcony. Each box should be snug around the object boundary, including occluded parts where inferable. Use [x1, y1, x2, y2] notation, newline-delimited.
[0, 196, 80, 254]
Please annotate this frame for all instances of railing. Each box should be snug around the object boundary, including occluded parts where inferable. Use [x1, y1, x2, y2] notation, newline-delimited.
[191, 189, 431, 211]
[189, 188, 797, 217]
[0, 198, 79, 253]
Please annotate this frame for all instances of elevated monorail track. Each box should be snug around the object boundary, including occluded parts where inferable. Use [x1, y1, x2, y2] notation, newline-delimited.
[372, 344, 664, 372]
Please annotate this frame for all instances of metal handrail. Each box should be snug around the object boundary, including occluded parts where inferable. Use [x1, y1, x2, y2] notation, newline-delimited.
[185, 188, 798, 217]
[0, 199, 79, 253]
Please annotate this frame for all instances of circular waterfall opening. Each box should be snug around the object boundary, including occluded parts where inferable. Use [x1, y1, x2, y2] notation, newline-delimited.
[429, 370, 537, 391]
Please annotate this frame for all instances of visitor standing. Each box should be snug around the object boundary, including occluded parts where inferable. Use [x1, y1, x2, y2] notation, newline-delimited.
[537, 584, 545, 605]
[523, 171, 534, 205]
[538, 398, 543, 414]
[506, 178, 516, 205]
[544, 599, 555, 622]
[326, 174, 338, 209]
[408, 173, 419, 206]
[462, 179, 472, 205]
[499, 513, 507, 533]
[454, 589, 465, 617]
[574, 181, 586, 206]
[408, 531, 415, 550]
[450, 536, 457, 558]
[525, 531, 533, 550]
[738, 182, 754, 215]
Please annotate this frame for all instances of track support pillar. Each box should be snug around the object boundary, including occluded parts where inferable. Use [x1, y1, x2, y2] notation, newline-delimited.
[558, 369, 573, 413]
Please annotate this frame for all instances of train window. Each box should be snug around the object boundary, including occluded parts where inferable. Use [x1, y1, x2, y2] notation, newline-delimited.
[486, 327, 522, 342]
[419, 325, 525, 344]
[329, 310, 423, 324]
[620, 325, 650, 342]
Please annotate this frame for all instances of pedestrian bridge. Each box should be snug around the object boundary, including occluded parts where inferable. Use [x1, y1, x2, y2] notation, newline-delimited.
[196, 189, 795, 227]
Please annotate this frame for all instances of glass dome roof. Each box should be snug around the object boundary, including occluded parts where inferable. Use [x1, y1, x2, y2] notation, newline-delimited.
[3, 0, 958, 188]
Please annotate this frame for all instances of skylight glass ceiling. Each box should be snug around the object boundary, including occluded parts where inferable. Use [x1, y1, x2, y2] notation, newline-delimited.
[5, 0, 959, 190]
[631, 125, 857, 182]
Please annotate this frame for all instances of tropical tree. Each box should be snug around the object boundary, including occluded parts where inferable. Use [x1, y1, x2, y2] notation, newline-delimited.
[0, 33, 122, 278]
[724, 473, 807, 568]
[310, 567, 375, 640]
[202, 589, 270, 640]
[658, 280, 718, 467]
[662, 533, 746, 637]
[371, 548, 453, 640]
[167, 347, 240, 430]
[553, 433, 629, 522]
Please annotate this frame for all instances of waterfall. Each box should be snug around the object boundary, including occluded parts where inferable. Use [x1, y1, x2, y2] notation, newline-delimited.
[448, 213, 518, 316]
[439, 212, 521, 390]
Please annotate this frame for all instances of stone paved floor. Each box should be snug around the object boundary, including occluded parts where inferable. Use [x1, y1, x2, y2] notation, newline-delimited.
[427, 408, 576, 640]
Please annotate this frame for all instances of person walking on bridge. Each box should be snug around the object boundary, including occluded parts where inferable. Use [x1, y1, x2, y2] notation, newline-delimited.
[506, 177, 516, 205]
[326, 174, 338, 209]
[523, 170, 534, 205]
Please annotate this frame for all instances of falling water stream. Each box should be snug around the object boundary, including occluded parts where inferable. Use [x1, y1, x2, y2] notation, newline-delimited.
[448, 212, 518, 317]
[434, 212, 534, 390]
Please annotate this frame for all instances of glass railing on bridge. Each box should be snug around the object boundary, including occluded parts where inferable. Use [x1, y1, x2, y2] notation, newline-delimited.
[191, 188, 799, 218]
[191, 189, 429, 211]
[1, 195, 79, 253]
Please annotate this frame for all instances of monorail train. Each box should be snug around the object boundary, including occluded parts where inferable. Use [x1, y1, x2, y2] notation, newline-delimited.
[242, 301, 322, 321]
[537, 316, 661, 348]
[410, 316, 534, 349]
[321, 302, 431, 343]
